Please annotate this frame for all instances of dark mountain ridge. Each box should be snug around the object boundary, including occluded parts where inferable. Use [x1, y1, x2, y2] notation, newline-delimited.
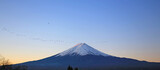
[16, 43, 160, 70]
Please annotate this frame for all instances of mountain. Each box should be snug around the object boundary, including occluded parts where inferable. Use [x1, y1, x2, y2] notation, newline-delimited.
[56, 43, 110, 56]
[17, 43, 160, 70]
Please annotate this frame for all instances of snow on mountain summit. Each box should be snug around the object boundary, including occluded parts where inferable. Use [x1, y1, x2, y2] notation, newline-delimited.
[56, 43, 110, 56]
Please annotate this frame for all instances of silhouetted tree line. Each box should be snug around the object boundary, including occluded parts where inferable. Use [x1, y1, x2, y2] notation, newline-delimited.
[0, 65, 27, 70]
[67, 65, 78, 70]
[0, 56, 27, 70]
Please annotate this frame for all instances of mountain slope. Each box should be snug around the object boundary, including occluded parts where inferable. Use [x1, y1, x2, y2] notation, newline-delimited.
[56, 43, 110, 56]
[17, 43, 160, 70]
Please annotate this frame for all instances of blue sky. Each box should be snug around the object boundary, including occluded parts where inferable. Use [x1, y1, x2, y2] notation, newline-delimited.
[0, 0, 160, 64]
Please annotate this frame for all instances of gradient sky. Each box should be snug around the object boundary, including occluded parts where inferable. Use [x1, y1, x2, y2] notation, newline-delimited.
[0, 0, 160, 64]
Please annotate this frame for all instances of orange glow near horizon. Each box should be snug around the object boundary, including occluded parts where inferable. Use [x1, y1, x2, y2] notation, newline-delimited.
[4, 51, 160, 64]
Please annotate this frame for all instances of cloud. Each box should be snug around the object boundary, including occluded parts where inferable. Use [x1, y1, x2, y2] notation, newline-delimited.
[0, 27, 68, 44]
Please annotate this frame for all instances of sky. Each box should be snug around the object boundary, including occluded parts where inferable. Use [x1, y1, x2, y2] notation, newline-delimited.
[0, 0, 160, 64]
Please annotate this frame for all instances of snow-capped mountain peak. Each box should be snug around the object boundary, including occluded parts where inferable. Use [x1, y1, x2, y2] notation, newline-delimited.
[56, 43, 110, 56]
